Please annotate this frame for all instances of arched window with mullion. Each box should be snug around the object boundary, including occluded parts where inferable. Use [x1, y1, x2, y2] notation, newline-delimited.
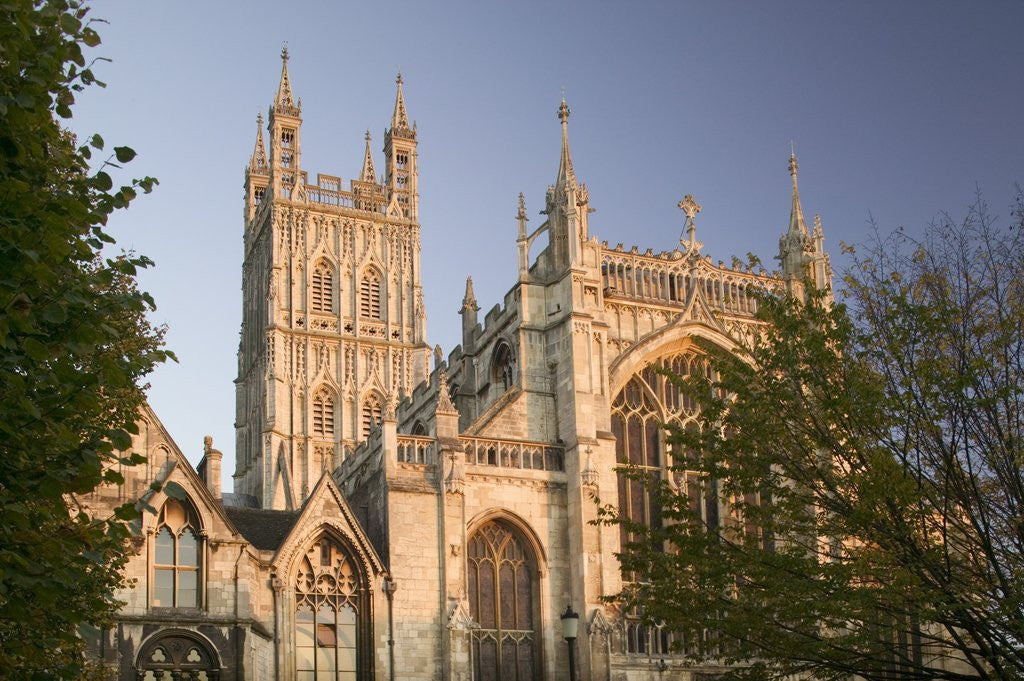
[468, 520, 539, 681]
[152, 498, 202, 609]
[294, 534, 365, 681]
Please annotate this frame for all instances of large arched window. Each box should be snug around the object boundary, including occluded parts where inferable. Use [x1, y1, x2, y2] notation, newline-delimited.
[359, 268, 382, 319]
[613, 349, 720, 655]
[294, 535, 366, 681]
[492, 342, 515, 391]
[467, 520, 539, 681]
[311, 260, 335, 313]
[360, 392, 382, 441]
[313, 386, 336, 439]
[152, 498, 202, 609]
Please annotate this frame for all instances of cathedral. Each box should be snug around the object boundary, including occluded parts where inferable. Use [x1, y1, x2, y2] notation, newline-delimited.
[85, 50, 831, 680]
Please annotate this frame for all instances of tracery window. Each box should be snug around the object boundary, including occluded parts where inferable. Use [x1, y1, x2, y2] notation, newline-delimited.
[468, 520, 539, 681]
[152, 498, 202, 609]
[312, 260, 334, 313]
[313, 387, 336, 438]
[359, 268, 382, 319]
[294, 535, 364, 681]
[492, 342, 515, 391]
[613, 350, 721, 653]
[360, 392, 382, 440]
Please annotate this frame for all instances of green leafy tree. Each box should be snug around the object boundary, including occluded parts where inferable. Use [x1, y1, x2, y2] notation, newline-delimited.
[0, 1, 170, 677]
[608, 193, 1024, 680]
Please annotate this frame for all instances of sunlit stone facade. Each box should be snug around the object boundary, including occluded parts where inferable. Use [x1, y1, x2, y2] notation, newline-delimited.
[87, 51, 831, 680]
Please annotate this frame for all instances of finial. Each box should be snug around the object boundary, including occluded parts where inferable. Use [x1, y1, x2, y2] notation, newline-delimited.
[517, 192, 527, 220]
[787, 149, 808, 236]
[396, 70, 403, 85]
[678, 194, 702, 220]
[462, 276, 479, 313]
[281, 43, 289, 62]
[365, 129, 371, 142]
[257, 111, 263, 126]
[436, 367, 458, 415]
[558, 98, 570, 124]
[678, 194, 703, 253]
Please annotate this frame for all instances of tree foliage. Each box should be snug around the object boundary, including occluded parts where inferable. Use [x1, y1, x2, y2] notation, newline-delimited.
[0, 1, 169, 677]
[609, 193, 1024, 680]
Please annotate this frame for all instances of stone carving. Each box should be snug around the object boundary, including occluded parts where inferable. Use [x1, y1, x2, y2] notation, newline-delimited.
[443, 448, 465, 496]
[580, 446, 599, 490]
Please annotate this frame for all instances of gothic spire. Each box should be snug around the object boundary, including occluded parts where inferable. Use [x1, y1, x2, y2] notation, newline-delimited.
[788, 147, 808, 236]
[249, 113, 268, 175]
[555, 97, 577, 189]
[274, 45, 299, 114]
[390, 71, 412, 134]
[359, 130, 376, 183]
[461, 276, 479, 314]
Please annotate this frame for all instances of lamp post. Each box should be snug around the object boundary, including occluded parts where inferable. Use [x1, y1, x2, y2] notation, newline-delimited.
[561, 604, 579, 681]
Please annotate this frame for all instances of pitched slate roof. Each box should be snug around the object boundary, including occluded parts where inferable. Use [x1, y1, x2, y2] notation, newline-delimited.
[223, 507, 300, 551]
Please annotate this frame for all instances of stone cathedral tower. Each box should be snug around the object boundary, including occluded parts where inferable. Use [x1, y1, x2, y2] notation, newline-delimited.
[234, 50, 431, 510]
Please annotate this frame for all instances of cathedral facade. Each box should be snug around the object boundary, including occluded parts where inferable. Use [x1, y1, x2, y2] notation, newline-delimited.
[85, 52, 831, 680]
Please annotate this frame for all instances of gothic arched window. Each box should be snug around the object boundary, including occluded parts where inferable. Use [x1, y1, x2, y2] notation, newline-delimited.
[613, 349, 722, 654]
[361, 392, 382, 440]
[152, 498, 202, 609]
[313, 387, 336, 439]
[311, 260, 334, 313]
[294, 535, 366, 681]
[359, 268, 382, 319]
[492, 342, 515, 391]
[467, 520, 539, 681]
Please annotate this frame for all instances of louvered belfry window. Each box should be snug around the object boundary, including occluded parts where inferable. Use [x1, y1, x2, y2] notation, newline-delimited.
[360, 268, 381, 319]
[311, 261, 333, 313]
[360, 393, 382, 440]
[313, 388, 335, 438]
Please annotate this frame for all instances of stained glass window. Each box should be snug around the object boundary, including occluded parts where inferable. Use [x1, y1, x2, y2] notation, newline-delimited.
[468, 521, 538, 681]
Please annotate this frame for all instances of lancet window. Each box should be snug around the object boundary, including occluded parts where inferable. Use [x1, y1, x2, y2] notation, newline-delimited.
[294, 535, 365, 681]
[359, 268, 382, 319]
[313, 387, 336, 439]
[467, 520, 539, 681]
[311, 260, 334, 313]
[152, 498, 202, 609]
[492, 342, 515, 392]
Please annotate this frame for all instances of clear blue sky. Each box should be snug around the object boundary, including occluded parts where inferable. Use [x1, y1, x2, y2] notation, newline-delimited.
[71, 1, 1024, 481]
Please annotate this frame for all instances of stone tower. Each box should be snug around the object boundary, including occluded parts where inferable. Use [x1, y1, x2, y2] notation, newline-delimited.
[234, 50, 430, 510]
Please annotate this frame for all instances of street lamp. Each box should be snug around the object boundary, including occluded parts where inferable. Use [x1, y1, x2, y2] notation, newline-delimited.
[561, 604, 579, 681]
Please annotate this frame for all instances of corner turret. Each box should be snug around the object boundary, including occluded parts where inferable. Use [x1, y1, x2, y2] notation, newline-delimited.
[268, 46, 302, 199]
[244, 113, 269, 222]
[543, 98, 590, 272]
[777, 149, 832, 297]
[384, 72, 418, 220]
